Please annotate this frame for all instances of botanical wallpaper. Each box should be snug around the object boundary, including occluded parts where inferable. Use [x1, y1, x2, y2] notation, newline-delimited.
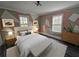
[0, 8, 33, 27]
[38, 10, 79, 34]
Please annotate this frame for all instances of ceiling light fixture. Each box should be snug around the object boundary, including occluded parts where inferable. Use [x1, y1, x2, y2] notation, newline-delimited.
[34, 1, 42, 6]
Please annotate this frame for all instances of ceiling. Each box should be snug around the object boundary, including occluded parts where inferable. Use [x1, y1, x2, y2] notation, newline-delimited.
[0, 1, 79, 16]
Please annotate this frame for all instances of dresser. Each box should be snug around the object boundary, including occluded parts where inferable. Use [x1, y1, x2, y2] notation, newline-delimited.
[5, 35, 16, 48]
[62, 32, 79, 45]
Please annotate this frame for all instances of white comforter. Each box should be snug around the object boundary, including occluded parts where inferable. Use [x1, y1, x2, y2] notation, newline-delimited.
[15, 33, 52, 57]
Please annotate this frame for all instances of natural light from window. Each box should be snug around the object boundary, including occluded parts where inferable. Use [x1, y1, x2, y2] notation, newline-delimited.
[20, 15, 28, 27]
[52, 14, 63, 33]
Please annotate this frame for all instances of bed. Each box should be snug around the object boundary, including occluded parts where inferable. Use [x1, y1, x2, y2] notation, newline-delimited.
[14, 27, 67, 57]
[15, 33, 67, 57]
[15, 33, 52, 56]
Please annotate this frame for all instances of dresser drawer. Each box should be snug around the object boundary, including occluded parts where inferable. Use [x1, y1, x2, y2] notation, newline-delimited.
[5, 38, 16, 47]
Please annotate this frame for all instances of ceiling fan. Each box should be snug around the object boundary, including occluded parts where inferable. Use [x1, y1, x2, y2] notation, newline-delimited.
[34, 1, 42, 6]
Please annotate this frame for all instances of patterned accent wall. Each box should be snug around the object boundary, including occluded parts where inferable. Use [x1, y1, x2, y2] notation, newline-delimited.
[0, 8, 33, 27]
[38, 10, 79, 34]
[63, 11, 79, 32]
[38, 15, 52, 33]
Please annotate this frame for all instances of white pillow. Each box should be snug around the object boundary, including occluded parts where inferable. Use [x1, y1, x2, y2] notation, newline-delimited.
[20, 31, 27, 36]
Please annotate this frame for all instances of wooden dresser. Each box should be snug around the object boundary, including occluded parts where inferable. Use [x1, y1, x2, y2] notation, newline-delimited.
[62, 32, 79, 45]
[5, 35, 16, 47]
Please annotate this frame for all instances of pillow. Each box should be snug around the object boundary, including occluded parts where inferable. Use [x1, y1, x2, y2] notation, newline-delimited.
[25, 32, 31, 35]
[19, 30, 31, 36]
[19, 31, 28, 36]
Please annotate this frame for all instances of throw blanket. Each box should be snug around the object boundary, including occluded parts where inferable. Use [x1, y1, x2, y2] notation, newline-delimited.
[15, 33, 52, 57]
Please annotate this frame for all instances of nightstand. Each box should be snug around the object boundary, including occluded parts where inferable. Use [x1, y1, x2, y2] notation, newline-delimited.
[0, 45, 6, 57]
[5, 35, 16, 48]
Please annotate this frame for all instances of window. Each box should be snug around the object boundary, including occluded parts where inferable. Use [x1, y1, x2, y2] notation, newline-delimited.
[20, 15, 28, 27]
[52, 15, 63, 33]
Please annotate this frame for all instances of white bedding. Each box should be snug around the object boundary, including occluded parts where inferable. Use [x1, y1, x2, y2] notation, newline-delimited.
[46, 39, 67, 57]
[15, 33, 52, 57]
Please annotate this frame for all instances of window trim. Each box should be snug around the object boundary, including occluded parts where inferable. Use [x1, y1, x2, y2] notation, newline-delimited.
[52, 14, 63, 33]
[19, 15, 28, 27]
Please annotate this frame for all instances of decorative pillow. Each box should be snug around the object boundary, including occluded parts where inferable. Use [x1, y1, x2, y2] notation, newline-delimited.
[25, 32, 31, 35]
[19, 31, 28, 36]
[18, 30, 31, 36]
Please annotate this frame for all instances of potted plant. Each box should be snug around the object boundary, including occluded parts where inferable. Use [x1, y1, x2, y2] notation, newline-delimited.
[63, 22, 79, 45]
[64, 22, 75, 33]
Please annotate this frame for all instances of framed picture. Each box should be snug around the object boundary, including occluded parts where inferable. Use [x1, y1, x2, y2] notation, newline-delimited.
[33, 20, 38, 26]
[2, 19, 14, 27]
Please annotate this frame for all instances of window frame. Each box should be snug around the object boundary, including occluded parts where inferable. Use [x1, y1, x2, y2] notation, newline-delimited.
[19, 15, 28, 27]
[52, 14, 63, 33]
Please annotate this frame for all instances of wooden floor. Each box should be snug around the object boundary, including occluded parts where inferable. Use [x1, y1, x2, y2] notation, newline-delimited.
[0, 43, 15, 57]
[65, 45, 79, 57]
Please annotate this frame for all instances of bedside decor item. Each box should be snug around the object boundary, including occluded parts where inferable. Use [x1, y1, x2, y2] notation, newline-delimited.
[32, 20, 38, 33]
[2, 28, 14, 34]
[2, 19, 14, 27]
[33, 20, 38, 26]
[1, 28, 16, 48]
[8, 31, 13, 36]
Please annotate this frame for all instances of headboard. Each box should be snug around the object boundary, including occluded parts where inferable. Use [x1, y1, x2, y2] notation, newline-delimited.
[14, 27, 32, 36]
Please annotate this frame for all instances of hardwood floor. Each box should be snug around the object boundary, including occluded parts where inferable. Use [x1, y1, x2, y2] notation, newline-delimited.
[65, 45, 79, 57]
[0, 43, 15, 57]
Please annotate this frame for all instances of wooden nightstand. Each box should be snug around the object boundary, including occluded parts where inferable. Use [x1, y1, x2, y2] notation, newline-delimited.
[5, 35, 16, 48]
